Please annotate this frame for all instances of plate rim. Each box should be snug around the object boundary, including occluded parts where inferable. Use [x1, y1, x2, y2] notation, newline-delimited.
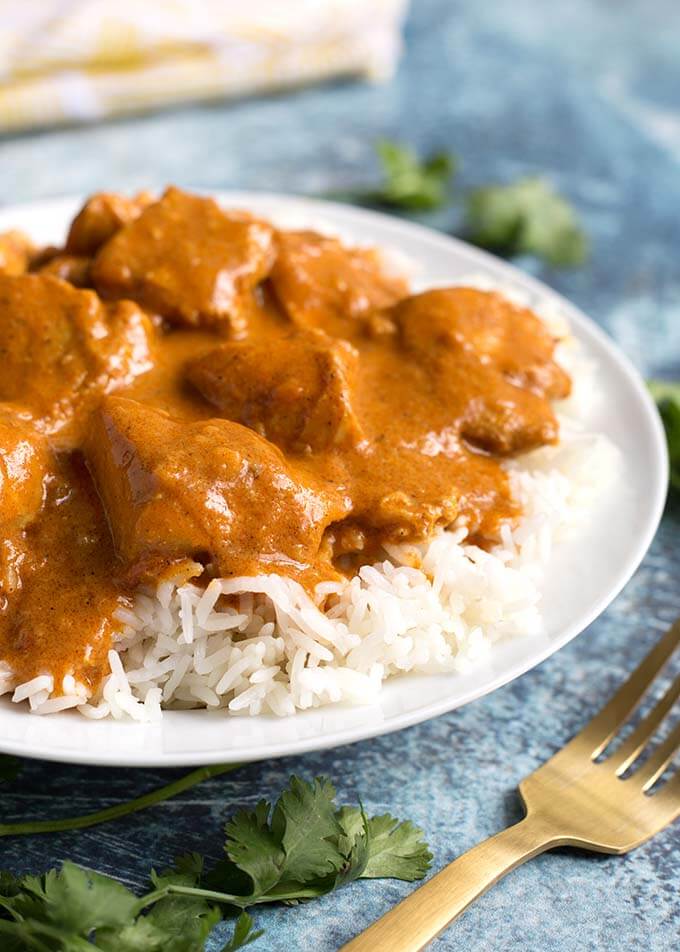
[0, 189, 669, 767]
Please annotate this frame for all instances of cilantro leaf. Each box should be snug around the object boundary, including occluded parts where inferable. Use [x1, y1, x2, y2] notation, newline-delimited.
[221, 911, 264, 951]
[97, 916, 185, 952]
[143, 894, 220, 949]
[0, 755, 21, 785]
[371, 141, 456, 211]
[18, 862, 139, 934]
[364, 814, 432, 880]
[333, 804, 371, 888]
[223, 777, 345, 901]
[0, 861, 221, 952]
[0, 864, 141, 951]
[465, 176, 588, 267]
[151, 853, 206, 890]
[220, 774, 432, 904]
[271, 777, 344, 883]
[140, 897, 221, 952]
[0, 870, 21, 899]
[225, 800, 285, 897]
[338, 808, 431, 880]
[221, 776, 431, 903]
[138, 853, 223, 951]
[649, 381, 680, 491]
[332, 141, 455, 211]
[0, 870, 21, 924]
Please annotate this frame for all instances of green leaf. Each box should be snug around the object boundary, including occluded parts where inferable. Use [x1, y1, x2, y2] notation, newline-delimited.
[19, 862, 139, 935]
[203, 858, 252, 900]
[0, 871, 21, 900]
[0, 871, 22, 926]
[465, 176, 588, 267]
[98, 907, 221, 952]
[336, 805, 365, 845]
[373, 140, 457, 211]
[151, 853, 206, 890]
[648, 380, 680, 404]
[220, 911, 264, 951]
[334, 805, 371, 888]
[225, 800, 285, 896]
[142, 852, 223, 951]
[271, 777, 345, 884]
[0, 756, 21, 785]
[0, 921, 31, 952]
[97, 916, 173, 951]
[143, 896, 221, 952]
[649, 380, 680, 491]
[2, 858, 223, 952]
[339, 809, 432, 881]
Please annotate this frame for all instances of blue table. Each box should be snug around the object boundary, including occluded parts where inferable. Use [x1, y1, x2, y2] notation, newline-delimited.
[1, 1, 679, 948]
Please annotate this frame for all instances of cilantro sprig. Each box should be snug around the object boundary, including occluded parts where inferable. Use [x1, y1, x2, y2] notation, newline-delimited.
[0, 860, 254, 952]
[216, 775, 431, 903]
[0, 774, 432, 950]
[464, 176, 588, 267]
[649, 380, 680, 491]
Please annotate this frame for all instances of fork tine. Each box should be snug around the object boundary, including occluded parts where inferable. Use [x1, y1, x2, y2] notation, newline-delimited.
[634, 720, 680, 791]
[611, 675, 680, 775]
[576, 620, 680, 757]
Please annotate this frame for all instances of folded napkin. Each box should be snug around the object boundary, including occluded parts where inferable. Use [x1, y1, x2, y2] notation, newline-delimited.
[0, 0, 408, 132]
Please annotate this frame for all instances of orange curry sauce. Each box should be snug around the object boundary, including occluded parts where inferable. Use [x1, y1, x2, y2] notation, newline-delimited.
[0, 188, 570, 693]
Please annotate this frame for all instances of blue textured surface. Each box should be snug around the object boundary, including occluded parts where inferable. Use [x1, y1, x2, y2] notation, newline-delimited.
[1, 1, 679, 948]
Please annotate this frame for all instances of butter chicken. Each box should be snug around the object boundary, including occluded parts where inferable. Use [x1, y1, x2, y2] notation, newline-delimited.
[0, 187, 569, 695]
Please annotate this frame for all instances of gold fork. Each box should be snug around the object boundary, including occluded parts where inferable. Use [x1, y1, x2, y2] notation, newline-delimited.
[342, 621, 680, 952]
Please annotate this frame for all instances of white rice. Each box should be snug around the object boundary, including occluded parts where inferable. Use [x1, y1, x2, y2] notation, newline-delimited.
[0, 272, 619, 720]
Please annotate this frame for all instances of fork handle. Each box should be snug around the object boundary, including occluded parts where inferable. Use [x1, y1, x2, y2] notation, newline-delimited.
[341, 814, 559, 952]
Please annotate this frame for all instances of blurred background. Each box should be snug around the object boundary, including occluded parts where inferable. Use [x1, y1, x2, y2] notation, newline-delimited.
[1, 2, 679, 950]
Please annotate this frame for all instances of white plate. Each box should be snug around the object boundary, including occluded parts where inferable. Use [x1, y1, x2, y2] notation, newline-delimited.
[0, 192, 668, 767]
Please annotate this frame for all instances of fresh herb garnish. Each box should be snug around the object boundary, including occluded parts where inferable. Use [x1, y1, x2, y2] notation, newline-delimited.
[369, 140, 456, 211]
[0, 860, 247, 951]
[215, 775, 432, 903]
[649, 380, 680, 491]
[464, 176, 588, 267]
[0, 774, 431, 950]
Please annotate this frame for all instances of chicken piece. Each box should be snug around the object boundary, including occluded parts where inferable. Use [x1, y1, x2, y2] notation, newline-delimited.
[269, 230, 407, 336]
[0, 274, 155, 444]
[386, 288, 568, 455]
[0, 406, 49, 530]
[37, 253, 91, 287]
[91, 187, 275, 333]
[393, 287, 571, 400]
[65, 191, 155, 256]
[0, 230, 34, 275]
[186, 331, 365, 454]
[457, 394, 558, 455]
[85, 397, 351, 584]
